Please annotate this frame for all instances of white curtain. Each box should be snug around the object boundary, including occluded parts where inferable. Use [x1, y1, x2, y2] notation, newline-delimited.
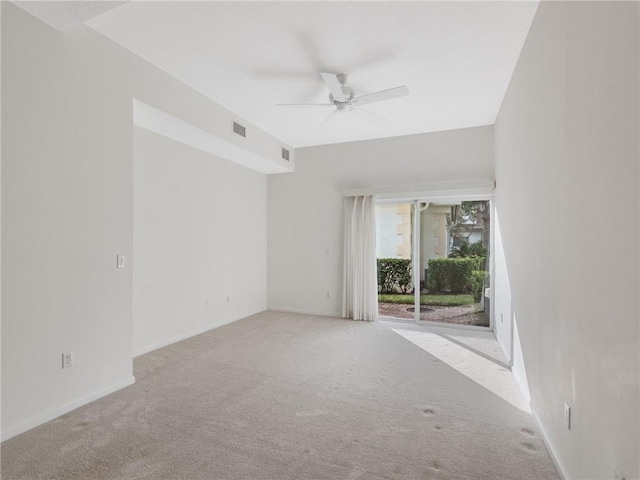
[342, 195, 378, 321]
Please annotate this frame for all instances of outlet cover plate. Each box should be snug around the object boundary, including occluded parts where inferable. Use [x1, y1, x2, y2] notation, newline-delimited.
[62, 352, 73, 369]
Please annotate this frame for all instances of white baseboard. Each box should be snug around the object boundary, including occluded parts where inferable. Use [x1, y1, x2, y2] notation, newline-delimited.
[512, 368, 532, 407]
[495, 334, 511, 368]
[267, 306, 343, 318]
[502, 355, 566, 479]
[494, 335, 566, 479]
[1, 376, 136, 442]
[530, 406, 569, 480]
[133, 313, 258, 357]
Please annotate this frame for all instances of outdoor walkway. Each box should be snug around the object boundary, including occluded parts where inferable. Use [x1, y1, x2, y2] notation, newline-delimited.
[379, 302, 490, 326]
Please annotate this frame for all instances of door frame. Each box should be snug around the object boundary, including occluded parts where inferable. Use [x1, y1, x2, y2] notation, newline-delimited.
[376, 192, 495, 331]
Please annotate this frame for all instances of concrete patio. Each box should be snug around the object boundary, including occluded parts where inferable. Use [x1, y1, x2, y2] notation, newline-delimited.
[378, 302, 490, 327]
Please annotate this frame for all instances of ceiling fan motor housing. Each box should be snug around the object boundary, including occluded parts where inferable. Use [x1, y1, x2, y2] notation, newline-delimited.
[328, 73, 352, 109]
[277, 72, 408, 119]
[330, 76, 355, 111]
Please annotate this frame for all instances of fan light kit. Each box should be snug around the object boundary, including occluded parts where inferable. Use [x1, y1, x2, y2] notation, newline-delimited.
[278, 72, 409, 130]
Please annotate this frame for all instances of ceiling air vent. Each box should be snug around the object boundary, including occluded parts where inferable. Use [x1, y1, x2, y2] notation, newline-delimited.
[233, 121, 246, 138]
[281, 148, 290, 161]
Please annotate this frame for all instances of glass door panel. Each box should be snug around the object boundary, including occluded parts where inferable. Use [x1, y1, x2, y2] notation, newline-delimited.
[419, 201, 490, 327]
[375, 203, 415, 320]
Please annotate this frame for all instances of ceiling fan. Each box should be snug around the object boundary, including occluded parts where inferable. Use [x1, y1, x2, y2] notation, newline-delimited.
[278, 73, 409, 130]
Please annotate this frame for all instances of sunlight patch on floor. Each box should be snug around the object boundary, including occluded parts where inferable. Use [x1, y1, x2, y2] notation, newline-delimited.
[391, 327, 530, 413]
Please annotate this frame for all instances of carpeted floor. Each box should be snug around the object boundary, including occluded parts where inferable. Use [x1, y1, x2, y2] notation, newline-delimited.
[1, 311, 559, 479]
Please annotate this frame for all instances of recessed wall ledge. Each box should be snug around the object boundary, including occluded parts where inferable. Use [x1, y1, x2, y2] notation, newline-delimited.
[133, 99, 292, 175]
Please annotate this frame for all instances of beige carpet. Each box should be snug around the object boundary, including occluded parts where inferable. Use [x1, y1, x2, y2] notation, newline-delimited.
[1, 311, 559, 479]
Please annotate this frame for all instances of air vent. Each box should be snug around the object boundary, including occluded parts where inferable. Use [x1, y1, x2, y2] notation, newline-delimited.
[281, 148, 290, 161]
[233, 121, 246, 138]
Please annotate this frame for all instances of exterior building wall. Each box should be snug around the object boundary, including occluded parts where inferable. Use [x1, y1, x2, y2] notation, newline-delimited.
[395, 204, 412, 259]
[375, 204, 412, 259]
[420, 205, 450, 281]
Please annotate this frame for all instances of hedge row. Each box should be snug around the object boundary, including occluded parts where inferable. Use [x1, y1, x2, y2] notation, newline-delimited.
[426, 257, 485, 295]
[377, 258, 412, 294]
[378, 257, 487, 300]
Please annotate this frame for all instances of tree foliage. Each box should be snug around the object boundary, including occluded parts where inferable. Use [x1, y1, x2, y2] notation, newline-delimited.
[449, 241, 487, 259]
[459, 200, 489, 223]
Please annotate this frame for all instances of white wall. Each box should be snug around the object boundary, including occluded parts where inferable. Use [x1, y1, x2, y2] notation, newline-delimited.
[1, 3, 279, 440]
[493, 210, 512, 362]
[2, 3, 135, 440]
[1, 0, 3, 440]
[133, 128, 266, 355]
[494, 2, 639, 478]
[268, 126, 494, 316]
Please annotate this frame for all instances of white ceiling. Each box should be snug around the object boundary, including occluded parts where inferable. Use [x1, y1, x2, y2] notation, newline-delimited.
[13, 1, 127, 31]
[87, 1, 539, 148]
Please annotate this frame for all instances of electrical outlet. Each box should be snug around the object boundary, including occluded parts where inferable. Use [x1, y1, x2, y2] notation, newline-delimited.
[62, 352, 74, 369]
[614, 468, 625, 480]
[564, 403, 571, 430]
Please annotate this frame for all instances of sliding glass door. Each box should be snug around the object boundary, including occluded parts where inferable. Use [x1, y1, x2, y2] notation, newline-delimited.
[376, 199, 491, 328]
[375, 203, 414, 320]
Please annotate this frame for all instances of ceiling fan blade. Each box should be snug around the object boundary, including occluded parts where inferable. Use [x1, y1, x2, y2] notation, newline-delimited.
[349, 51, 396, 73]
[316, 110, 338, 132]
[353, 85, 409, 106]
[355, 108, 390, 124]
[320, 73, 346, 102]
[250, 68, 317, 81]
[277, 103, 334, 107]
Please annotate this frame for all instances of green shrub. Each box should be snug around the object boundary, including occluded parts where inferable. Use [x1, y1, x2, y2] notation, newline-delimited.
[377, 258, 412, 294]
[473, 257, 485, 271]
[426, 258, 484, 294]
[471, 270, 486, 303]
